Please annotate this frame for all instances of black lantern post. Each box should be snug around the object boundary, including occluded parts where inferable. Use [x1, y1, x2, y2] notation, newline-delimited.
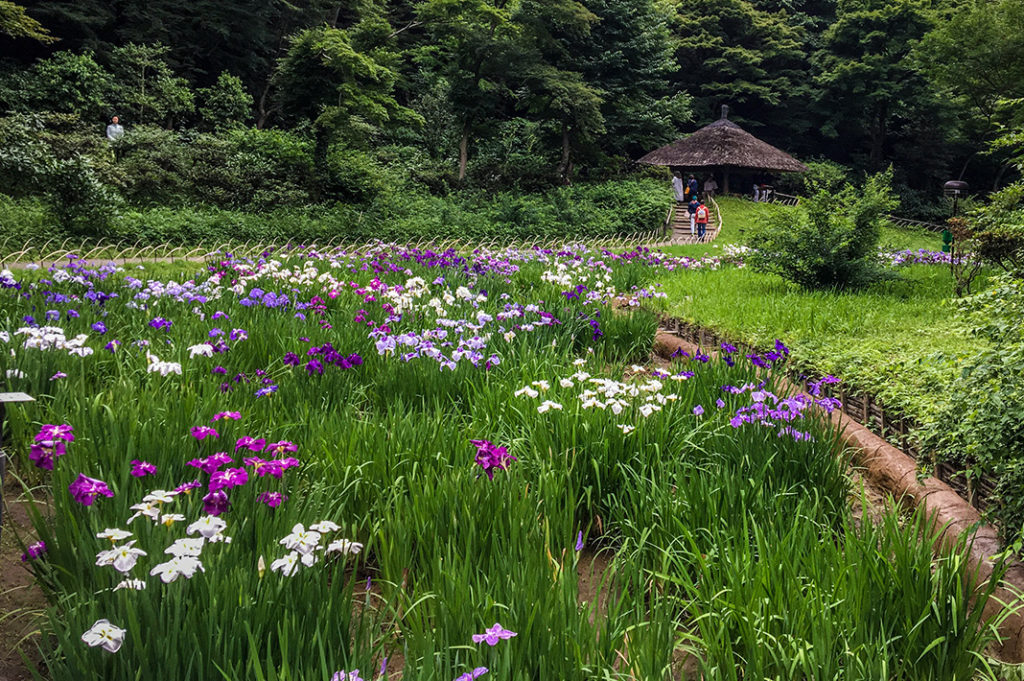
[944, 180, 969, 216]
[941, 180, 969, 254]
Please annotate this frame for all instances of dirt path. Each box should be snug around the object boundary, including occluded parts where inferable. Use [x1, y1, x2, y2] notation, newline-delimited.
[0, 477, 47, 681]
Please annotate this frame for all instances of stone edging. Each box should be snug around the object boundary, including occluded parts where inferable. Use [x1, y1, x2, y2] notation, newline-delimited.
[652, 329, 1024, 662]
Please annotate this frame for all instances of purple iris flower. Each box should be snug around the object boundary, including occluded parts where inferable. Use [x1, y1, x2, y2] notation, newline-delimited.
[234, 436, 266, 452]
[68, 474, 114, 506]
[21, 540, 47, 562]
[693, 405, 704, 416]
[91, 321, 107, 334]
[575, 531, 584, 551]
[454, 668, 489, 681]
[471, 623, 517, 646]
[209, 467, 249, 492]
[202, 489, 230, 516]
[470, 440, 516, 480]
[130, 460, 157, 477]
[187, 452, 234, 474]
[257, 491, 287, 508]
[255, 385, 278, 398]
[191, 426, 219, 440]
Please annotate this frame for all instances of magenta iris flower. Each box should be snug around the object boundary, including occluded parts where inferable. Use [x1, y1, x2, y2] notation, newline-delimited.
[471, 623, 517, 646]
[191, 426, 219, 440]
[21, 540, 47, 562]
[470, 440, 516, 480]
[257, 491, 287, 508]
[266, 441, 297, 455]
[174, 479, 202, 494]
[202, 489, 230, 516]
[37, 424, 74, 442]
[244, 456, 300, 478]
[187, 452, 234, 474]
[130, 460, 157, 477]
[454, 668, 488, 681]
[29, 440, 66, 470]
[209, 467, 249, 492]
[211, 411, 241, 422]
[68, 474, 114, 506]
[235, 436, 266, 452]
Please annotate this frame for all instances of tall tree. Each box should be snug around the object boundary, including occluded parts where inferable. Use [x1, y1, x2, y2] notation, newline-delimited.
[570, 0, 691, 162]
[815, 0, 936, 169]
[273, 22, 420, 193]
[916, 0, 1024, 187]
[673, 0, 807, 131]
[414, 0, 518, 181]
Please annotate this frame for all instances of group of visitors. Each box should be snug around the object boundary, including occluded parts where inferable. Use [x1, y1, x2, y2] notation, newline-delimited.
[752, 182, 774, 202]
[672, 171, 714, 241]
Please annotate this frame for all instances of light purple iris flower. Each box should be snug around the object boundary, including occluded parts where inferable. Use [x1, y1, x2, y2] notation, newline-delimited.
[471, 623, 517, 646]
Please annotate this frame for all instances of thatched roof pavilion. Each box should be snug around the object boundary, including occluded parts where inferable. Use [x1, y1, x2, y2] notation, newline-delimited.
[639, 106, 807, 193]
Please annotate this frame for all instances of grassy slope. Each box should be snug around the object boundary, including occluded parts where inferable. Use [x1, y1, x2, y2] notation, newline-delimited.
[652, 197, 975, 423]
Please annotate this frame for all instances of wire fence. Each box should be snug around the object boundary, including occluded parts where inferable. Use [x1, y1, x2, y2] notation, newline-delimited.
[0, 231, 674, 270]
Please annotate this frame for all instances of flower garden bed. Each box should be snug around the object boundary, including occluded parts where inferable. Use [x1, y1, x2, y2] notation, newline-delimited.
[0, 245, 1014, 679]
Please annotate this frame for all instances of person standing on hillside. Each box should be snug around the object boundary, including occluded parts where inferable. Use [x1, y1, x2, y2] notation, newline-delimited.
[106, 115, 124, 142]
[687, 195, 700, 235]
[672, 171, 686, 204]
[695, 199, 710, 242]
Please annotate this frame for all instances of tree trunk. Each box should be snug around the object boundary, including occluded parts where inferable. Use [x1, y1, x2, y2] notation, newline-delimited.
[993, 162, 1011, 191]
[869, 103, 888, 170]
[558, 122, 573, 185]
[458, 127, 469, 183]
[256, 81, 273, 129]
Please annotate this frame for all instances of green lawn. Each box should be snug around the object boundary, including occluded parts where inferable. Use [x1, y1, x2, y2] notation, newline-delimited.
[651, 198, 977, 425]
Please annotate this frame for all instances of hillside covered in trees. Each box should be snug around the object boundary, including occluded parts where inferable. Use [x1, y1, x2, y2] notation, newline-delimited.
[0, 0, 1022, 235]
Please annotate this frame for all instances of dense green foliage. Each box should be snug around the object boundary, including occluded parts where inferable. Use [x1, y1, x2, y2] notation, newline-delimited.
[922, 275, 1024, 538]
[653, 198, 968, 428]
[0, 248, 1011, 679]
[0, 0, 1020, 230]
[0, 178, 669, 249]
[745, 171, 898, 289]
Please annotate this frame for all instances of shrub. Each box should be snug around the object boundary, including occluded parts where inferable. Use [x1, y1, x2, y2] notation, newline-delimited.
[197, 72, 253, 131]
[970, 182, 1024, 275]
[745, 170, 899, 290]
[922, 274, 1024, 539]
[0, 113, 120, 233]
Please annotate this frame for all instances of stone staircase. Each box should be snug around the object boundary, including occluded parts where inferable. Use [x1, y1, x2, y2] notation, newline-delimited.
[665, 198, 722, 244]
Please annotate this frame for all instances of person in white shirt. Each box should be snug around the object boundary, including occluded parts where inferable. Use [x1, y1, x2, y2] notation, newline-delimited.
[106, 116, 124, 142]
[672, 171, 686, 204]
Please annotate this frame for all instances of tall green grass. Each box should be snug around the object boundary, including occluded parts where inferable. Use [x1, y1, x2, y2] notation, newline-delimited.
[0, 247, 1011, 680]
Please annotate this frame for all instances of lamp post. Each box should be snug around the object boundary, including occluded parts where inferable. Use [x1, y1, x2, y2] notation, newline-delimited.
[0, 391, 35, 541]
[941, 180, 969, 254]
[944, 180, 969, 217]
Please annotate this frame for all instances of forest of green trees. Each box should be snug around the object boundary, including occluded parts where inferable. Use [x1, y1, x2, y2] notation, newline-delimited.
[0, 0, 1022, 239]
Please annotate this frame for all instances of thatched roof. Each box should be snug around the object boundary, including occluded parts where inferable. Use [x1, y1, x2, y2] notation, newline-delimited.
[639, 108, 808, 173]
